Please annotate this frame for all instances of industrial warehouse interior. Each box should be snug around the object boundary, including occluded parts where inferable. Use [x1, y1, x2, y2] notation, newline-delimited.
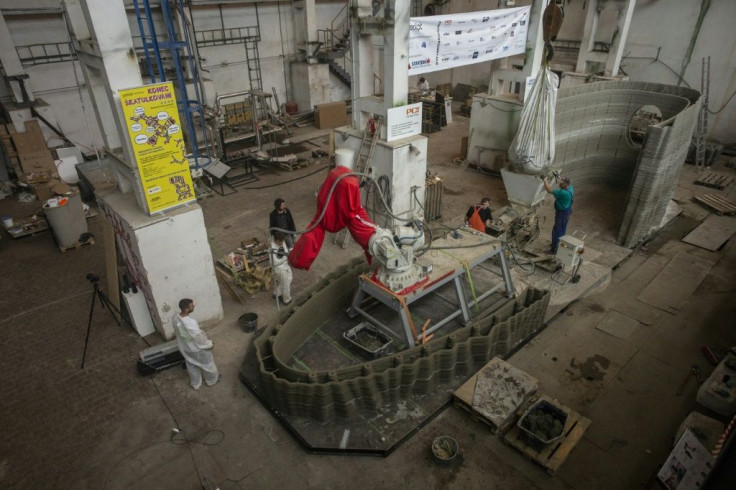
[1, 0, 736, 488]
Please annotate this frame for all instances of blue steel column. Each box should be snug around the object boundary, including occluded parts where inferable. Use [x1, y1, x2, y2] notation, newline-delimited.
[133, 0, 210, 169]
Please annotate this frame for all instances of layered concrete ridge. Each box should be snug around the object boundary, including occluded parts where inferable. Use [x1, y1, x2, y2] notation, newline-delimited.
[246, 257, 550, 423]
[554, 81, 701, 247]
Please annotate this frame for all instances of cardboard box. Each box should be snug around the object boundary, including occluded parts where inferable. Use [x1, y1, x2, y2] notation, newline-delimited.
[9, 120, 56, 174]
[32, 178, 61, 203]
[314, 101, 348, 129]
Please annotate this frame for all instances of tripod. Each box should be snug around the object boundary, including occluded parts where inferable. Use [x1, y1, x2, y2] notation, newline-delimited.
[80, 273, 131, 369]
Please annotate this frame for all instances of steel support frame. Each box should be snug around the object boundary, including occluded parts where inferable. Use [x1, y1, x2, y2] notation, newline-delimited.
[132, 0, 211, 169]
[576, 0, 636, 76]
[0, 10, 33, 102]
[349, 244, 514, 348]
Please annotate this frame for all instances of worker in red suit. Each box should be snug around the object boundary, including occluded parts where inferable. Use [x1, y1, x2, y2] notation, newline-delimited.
[289, 151, 378, 270]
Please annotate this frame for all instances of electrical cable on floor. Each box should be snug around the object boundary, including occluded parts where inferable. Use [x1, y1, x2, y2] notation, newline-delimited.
[507, 244, 536, 275]
[238, 165, 328, 190]
[103, 372, 228, 489]
[426, 240, 502, 251]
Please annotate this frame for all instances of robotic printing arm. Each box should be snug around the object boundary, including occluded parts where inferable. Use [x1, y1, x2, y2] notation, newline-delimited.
[368, 222, 427, 292]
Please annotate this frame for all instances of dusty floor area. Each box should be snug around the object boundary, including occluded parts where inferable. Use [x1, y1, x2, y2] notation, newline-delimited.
[1, 108, 735, 489]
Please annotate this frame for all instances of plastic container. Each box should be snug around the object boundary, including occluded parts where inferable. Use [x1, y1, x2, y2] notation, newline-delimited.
[238, 312, 258, 333]
[335, 148, 355, 170]
[343, 322, 392, 358]
[431, 436, 458, 466]
[517, 399, 569, 452]
[284, 101, 298, 115]
[43, 189, 87, 248]
[1, 215, 12, 228]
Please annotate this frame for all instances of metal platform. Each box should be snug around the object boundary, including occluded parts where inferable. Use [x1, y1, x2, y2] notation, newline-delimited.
[348, 232, 514, 348]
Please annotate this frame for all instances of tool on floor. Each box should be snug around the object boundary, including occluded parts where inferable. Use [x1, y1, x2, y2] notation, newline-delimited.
[676, 364, 702, 396]
[702, 346, 719, 366]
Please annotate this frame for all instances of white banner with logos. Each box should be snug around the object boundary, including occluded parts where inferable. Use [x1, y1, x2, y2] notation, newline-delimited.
[386, 103, 423, 142]
[408, 6, 530, 76]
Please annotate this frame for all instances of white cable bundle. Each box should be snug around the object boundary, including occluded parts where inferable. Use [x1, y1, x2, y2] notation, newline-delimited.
[508, 66, 559, 174]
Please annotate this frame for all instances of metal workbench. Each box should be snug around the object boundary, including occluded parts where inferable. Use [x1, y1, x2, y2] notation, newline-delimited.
[348, 231, 515, 348]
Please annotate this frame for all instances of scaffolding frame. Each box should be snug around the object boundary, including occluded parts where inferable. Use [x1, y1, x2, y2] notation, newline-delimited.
[132, 0, 211, 169]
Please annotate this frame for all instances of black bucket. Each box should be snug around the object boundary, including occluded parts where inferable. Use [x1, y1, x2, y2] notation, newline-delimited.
[238, 313, 258, 333]
[517, 399, 568, 452]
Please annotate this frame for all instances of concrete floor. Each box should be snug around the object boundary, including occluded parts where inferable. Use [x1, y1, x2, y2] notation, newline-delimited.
[1, 109, 735, 489]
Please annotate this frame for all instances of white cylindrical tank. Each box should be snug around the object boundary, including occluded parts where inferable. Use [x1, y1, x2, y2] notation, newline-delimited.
[43, 189, 88, 248]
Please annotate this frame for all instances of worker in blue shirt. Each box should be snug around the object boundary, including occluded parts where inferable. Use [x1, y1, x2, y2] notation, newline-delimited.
[543, 175, 574, 254]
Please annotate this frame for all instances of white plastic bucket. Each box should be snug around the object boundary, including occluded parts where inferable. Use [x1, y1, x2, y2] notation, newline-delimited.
[335, 148, 355, 170]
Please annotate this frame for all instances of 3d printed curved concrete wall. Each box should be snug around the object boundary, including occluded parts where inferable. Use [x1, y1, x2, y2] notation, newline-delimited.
[554, 81, 701, 247]
[244, 257, 550, 423]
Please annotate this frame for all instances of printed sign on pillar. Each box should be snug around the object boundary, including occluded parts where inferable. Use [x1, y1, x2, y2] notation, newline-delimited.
[387, 103, 423, 142]
[119, 82, 196, 214]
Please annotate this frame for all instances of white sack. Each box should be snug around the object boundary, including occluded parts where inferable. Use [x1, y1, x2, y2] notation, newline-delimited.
[508, 67, 559, 174]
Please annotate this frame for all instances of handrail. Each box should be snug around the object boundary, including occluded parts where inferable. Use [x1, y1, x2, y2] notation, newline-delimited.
[16, 42, 76, 66]
[373, 73, 382, 95]
[331, 2, 349, 37]
[551, 38, 610, 53]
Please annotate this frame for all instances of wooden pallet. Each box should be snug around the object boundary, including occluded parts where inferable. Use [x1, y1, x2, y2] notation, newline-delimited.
[453, 358, 539, 434]
[693, 194, 736, 215]
[275, 158, 307, 172]
[59, 236, 95, 253]
[454, 395, 496, 432]
[503, 395, 591, 475]
[4, 215, 49, 238]
[694, 172, 734, 190]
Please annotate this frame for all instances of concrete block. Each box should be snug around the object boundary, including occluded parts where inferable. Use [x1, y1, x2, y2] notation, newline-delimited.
[99, 191, 223, 339]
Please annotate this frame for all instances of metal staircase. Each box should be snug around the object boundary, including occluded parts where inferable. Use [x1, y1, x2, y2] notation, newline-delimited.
[328, 57, 351, 86]
[316, 4, 352, 87]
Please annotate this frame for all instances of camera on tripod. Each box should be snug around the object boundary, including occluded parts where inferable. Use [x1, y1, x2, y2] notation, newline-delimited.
[86, 273, 100, 283]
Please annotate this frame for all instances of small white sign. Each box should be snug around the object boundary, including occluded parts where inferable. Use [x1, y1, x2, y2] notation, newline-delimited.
[387, 103, 423, 142]
[524, 76, 536, 103]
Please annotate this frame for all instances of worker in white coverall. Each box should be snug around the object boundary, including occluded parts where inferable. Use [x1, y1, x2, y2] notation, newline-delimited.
[271, 231, 292, 305]
[173, 298, 220, 390]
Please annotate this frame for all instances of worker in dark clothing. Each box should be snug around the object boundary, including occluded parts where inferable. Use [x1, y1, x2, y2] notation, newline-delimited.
[543, 175, 574, 254]
[465, 197, 493, 234]
[269, 198, 296, 248]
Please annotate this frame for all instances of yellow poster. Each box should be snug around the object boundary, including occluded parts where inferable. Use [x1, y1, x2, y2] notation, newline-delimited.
[119, 82, 195, 214]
